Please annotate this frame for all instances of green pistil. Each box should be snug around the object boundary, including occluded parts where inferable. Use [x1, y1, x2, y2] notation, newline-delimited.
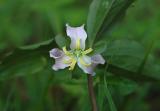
[73, 49, 83, 58]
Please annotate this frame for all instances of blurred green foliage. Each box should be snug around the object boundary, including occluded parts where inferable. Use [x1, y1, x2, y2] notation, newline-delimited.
[0, 0, 160, 111]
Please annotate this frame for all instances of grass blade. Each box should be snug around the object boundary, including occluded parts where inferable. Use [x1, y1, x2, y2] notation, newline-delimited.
[104, 75, 117, 111]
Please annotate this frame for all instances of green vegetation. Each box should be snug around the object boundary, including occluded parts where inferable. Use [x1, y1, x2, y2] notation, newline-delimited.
[0, 0, 160, 111]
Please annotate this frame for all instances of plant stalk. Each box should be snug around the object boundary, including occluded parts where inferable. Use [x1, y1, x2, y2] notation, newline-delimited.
[87, 74, 98, 111]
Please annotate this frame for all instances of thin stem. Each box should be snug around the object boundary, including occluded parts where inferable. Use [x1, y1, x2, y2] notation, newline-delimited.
[87, 74, 98, 111]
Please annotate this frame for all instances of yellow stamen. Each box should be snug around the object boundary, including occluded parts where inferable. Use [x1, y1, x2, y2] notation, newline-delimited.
[69, 59, 77, 70]
[79, 58, 91, 67]
[76, 38, 81, 49]
[63, 59, 72, 64]
[62, 46, 71, 56]
[82, 48, 93, 55]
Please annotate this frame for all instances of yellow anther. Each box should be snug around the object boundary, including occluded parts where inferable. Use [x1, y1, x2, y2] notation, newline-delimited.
[82, 48, 93, 55]
[76, 38, 81, 49]
[79, 58, 91, 67]
[62, 46, 72, 55]
[69, 59, 77, 70]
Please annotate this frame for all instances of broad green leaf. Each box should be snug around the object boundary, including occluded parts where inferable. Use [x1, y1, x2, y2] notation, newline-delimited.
[106, 64, 160, 83]
[0, 39, 56, 80]
[92, 40, 107, 55]
[87, 0, 115, 46]
[98, 0, 136, 38]
[103, 40, 145, 71]
[101, 39, 160, 82]
[87, 0, 136, 46]
[104, 40, 144, 58]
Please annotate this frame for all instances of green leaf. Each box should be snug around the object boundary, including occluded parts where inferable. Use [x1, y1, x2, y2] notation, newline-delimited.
[100, 72, 137, 95]
[100, 39, 160, 83]
[87, 0, 136, 46]
[103, 40, 145, 71]
[92, 40, 107, 55]
[143, 60, 160, 79]
[55, 34, 70, 48]
[104, 39, 144, 58]
[87, 0, 115, 46]
[137, 40, 155, 74]
[19, 39, 54, 50]
[0, 39, 56, 80]
[106, 64, 160, 83]
[99, 0, 136, 37]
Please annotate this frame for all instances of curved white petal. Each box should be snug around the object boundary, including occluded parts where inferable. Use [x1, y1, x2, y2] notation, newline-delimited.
[49, 48, 71, 71]
[77, 56, 95, 76]
[66, 24, 87, 50]
[52, 55, 71, 71]
[77, 55, 105, 76]
[49, 48, 64, 59]
[91, 54, 105, 64]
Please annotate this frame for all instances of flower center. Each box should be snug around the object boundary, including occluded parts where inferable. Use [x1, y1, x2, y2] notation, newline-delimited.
[62, 38, 93, 70]
[73, 49, 83, 58]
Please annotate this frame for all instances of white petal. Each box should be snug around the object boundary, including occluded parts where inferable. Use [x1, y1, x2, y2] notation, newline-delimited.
[79, 55, 92, 65]
[77, 55, 105, 76]
[66, 24, 87, 49]
[49, 48, 64, 59]
[91, 54, 105, 64]
[52, 55, 71, 71]
[77, 56, 95, 76]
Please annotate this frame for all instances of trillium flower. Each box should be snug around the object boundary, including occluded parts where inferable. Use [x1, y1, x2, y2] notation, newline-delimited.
[49, 24, 105, 76]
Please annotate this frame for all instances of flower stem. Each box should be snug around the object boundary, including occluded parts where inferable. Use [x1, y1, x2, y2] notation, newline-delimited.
[87, 74, 98, 111]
